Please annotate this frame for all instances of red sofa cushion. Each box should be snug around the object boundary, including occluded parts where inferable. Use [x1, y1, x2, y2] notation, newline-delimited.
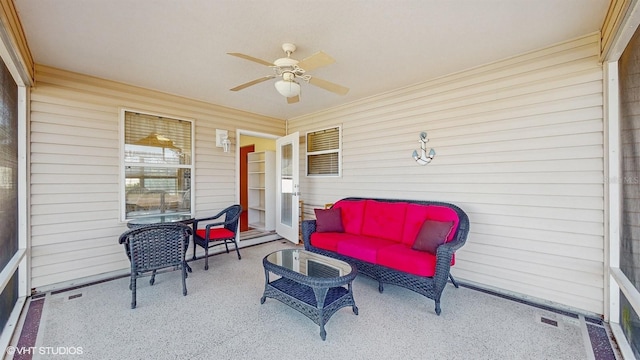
[402, 204, 460, 246]
[310, 232, 364, 252]
[333, 200, 366, 235]
[336, 236, 397, 264]
[361, 200, 408, 242]
[377, 244, 446, 277]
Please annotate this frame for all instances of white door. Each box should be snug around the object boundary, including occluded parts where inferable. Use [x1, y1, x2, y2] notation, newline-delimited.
[276, 132, 300, 243]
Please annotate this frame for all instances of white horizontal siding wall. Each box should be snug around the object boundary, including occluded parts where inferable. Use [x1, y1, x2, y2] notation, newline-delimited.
[289, 33, 605, 314]
[30, 65, 285, 289]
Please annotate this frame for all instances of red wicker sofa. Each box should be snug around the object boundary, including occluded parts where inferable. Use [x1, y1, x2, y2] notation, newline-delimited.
[301, 197, 470, 315]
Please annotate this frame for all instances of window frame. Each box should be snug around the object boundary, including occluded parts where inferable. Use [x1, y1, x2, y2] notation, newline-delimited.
[119, 108, 195, 222]
[305, 125, 342, 177]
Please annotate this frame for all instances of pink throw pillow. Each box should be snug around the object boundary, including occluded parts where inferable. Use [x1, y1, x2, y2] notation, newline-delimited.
[412, 220, 454, 254]
[314, 208, 344, 233]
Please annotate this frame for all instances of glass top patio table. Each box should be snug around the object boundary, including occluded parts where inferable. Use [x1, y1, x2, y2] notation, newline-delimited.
[127, 213, 194, 228]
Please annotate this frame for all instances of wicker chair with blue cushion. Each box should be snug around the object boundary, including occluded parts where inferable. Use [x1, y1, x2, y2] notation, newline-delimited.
[118, 223, 192, 309]
[192, 204, 242, 270]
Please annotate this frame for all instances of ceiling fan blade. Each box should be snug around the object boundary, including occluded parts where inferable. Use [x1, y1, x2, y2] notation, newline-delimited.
[287, 95, 300, 104]
[308, 77, 349, 95]
[227, 52, 273, 67]
[297, 51, 335, 72]
[230, 75, 275, 91]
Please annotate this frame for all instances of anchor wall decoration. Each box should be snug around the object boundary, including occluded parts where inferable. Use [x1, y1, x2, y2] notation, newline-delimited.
[412, 131, 436, 165]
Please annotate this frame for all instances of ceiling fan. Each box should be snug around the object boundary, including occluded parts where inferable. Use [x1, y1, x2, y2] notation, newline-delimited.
[228, 43, 349, 104]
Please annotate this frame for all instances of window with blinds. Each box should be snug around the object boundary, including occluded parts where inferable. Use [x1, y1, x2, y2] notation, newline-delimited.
[306, 126, 341, 176]
[122, 111, 193, 220]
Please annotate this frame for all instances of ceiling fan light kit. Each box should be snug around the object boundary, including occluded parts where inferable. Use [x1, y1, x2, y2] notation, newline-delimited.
[274, 79, 300, 98]
[228, 43, 349, 103]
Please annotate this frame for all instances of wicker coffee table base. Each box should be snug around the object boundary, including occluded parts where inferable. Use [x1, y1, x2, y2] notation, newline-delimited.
[260, 274, 358, 340]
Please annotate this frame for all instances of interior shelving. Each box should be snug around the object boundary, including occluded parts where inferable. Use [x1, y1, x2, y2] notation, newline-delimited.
[247, 151, 275, 231]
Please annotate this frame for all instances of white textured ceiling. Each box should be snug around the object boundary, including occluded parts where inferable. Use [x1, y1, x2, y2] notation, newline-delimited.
[14, 0, 610, 120]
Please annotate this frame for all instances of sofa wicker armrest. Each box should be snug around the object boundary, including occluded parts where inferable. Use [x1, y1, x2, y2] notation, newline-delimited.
[433, 217, 469, 291]
[433, 242, 459, 295]
[301, 220, 317, 251]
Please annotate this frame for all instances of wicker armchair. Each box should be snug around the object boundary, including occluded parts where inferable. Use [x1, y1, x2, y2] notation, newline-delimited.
[118, 223, 192, 309]
[192, 204, 242, 270]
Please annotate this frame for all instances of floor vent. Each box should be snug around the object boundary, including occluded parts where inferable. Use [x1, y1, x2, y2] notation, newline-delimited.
[68, 293, 82, 300]
[540, 316, 558, 327]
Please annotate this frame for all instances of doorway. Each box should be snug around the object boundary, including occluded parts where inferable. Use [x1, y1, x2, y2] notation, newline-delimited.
[236, 130, 280, 246]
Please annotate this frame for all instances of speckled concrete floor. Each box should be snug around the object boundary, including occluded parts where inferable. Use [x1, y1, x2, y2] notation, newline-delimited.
[8, 240, 621, 360]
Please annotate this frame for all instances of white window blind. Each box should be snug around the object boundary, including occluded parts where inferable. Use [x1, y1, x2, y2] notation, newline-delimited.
[124, 112, 192, 165]
[306, 126, 341, 176]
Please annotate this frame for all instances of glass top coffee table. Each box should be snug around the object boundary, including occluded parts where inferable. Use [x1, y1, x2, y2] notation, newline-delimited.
[260, 249, 358, 340]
